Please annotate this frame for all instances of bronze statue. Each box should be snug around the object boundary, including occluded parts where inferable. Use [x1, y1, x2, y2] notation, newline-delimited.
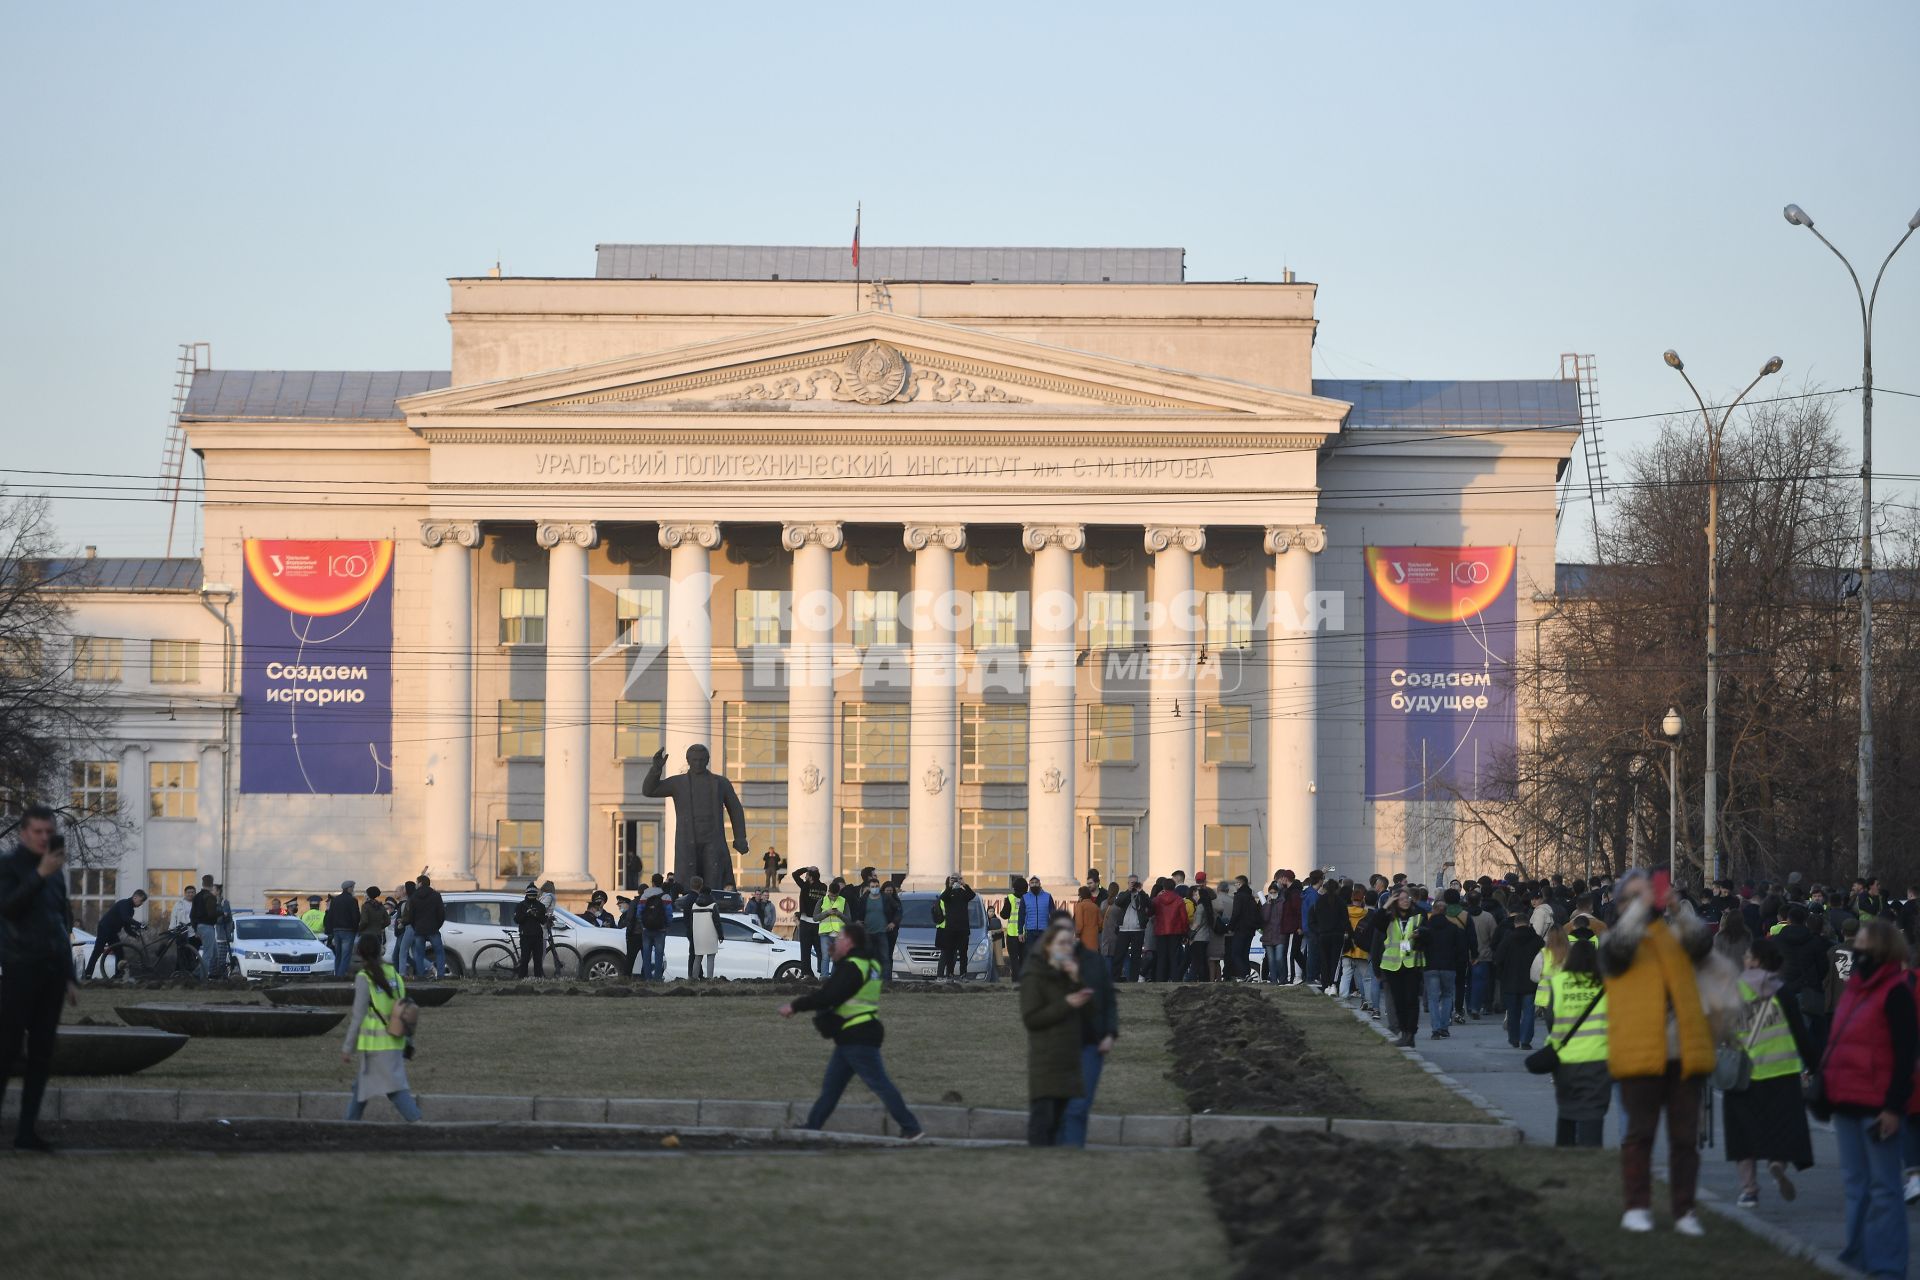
[642, 744, 749, 890]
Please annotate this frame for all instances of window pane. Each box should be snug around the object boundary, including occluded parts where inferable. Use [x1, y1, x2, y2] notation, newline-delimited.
[839, 808, 909, 879]
[74, 636, 123, 682]
[614, 700, 663, 759]
[615, 588, 665, 648]
[961, 704, 1028, 784]
[1203, 704, 1253, 764]
[1088, 703, 1135, 764]
[733, 589, 785, 647]
[971, 591, 1019, 649]
[960, 810, 1026, 883]
[147, 761, 199, 820]
[725, 703, 789, 782]
[1203, 824, 1251, 884]
[1087, 592, 1137, 649]
[1088, 824, 1137, 883]
[850, 590, 899, 649]
[737, 809, 788, 885]
[497, 819, 544, 881]
[150, 639, 201, 683]
[1206, 591, 1253, 650]
[500, 588, 547, 646]
[69, 760, 119, 816]
[499, 700, 545, 758]
[841, 703, 908, 783]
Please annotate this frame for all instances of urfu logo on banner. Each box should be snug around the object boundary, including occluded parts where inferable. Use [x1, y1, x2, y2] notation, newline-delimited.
[240, 539, 394, 795]
[1364, 546, 1516, 802]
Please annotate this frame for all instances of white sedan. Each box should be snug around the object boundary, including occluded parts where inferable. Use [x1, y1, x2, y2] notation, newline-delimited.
[70, 928, 116, 980]
[658, 912, 806, 981]
[226, 915, 335, 980]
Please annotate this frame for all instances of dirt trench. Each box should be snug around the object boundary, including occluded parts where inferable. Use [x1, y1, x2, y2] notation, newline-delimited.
[1162, 985, 1365, 1116]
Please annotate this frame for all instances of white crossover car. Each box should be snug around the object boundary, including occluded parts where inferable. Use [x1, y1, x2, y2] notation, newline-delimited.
[437, 891, 802, 981]
[226, 915, 335, 979]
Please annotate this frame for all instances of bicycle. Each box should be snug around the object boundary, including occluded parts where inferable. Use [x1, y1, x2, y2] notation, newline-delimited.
[470, 929, 580, 980]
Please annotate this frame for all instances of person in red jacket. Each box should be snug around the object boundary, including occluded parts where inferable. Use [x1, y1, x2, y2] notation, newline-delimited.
[1818, 919, 1915, 1279]
[1148, 878, 1189, 984]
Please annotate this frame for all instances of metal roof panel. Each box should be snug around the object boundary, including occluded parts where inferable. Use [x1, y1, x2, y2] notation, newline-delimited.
[592, 244, 1185, 283]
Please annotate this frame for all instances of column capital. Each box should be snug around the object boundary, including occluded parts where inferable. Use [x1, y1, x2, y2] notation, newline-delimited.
[1144, 525, 1206, 555]
[1263, 524, 1328, 555]
[903, 524, 967, 553]
[536, 520, 599, 550]
[780, 521, 845, 552]
[419, 519, 481, 549]
[658, 522, 722, 551]
[1020, 523, 1086, 554]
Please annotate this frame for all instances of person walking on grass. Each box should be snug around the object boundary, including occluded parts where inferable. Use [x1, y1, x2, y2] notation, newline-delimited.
[340, 931, 420, 1122]
[1021, 919, 1092, 1145]
[0, 810, 77, 1153]
[780, 923, 924, 1141]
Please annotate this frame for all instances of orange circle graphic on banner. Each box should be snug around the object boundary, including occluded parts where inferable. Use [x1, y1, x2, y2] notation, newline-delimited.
[1365, 546, 1515, 622]
[244, 540, 393, 617]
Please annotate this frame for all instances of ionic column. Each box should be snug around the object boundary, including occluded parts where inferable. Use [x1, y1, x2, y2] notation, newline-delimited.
[1145, 525, 1205, 878]
[659, 522, 722, 860]
[1022, 523, 1084, 886]
[421, 520, 481, 888]
[537, 520, 598, 889]
[904, 524, 966, 884]
[1265, 524, 1326, 885]
[783, 521, 843, 876]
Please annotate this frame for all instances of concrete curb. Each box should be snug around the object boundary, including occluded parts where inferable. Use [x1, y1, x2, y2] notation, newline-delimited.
[1338, 995, 1524, 1129]
[23, 1087, 1518, 1150]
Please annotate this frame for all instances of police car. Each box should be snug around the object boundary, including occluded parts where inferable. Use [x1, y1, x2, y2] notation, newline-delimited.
[225, 914, 334, 979]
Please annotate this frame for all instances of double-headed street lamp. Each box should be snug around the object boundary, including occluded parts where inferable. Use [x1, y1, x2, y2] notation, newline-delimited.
[1783, 203, 1920, 879]
[1661, 351, 1784, 884]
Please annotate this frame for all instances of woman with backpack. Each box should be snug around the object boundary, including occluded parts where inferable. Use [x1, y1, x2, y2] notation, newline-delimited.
[1724, 934, 1814, 1207]
[339, 931, 420, 1122]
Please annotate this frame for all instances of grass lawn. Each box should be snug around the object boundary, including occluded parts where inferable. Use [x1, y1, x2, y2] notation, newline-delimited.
[1259, 985, 1489, 1124]
[0, 1147, 1224, 1280]
[61, 985, 1187, 1114]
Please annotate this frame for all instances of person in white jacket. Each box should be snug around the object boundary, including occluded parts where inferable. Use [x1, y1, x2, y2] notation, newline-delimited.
[1529, 888, 1555, 937]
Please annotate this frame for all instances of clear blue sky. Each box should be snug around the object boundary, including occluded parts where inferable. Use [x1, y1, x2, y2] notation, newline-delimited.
[3, 0, 1915, 559]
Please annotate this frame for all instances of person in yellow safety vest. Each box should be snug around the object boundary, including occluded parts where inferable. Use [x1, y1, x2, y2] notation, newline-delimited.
[1723, 934, 1815, 1208]
[1375, 889, 1426, 1048]
[1001, 877, 1029, 984]
[816, 877, 850, 979]
[338, 931, 421, 1122]
[1533, 923, 1568, 1013]
[780, 923, 926, 1140]
[1543, 931, 1611, 1147]
[300, 896, 325, 937]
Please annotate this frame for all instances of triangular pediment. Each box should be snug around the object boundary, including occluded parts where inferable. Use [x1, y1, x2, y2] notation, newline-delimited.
[398, 312, 1351, 425]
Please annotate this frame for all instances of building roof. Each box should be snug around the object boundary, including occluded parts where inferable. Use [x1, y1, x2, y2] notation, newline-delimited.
[30, 558, 204, 592]
[183, 370, 451, 422]
[1314, 379, 1582, 430]
[593, 244, 1186, 284]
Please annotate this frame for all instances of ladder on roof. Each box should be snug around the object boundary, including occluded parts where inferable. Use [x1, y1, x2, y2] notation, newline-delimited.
[159, 342, 211, 558]
[1560, 352, 1608, 505]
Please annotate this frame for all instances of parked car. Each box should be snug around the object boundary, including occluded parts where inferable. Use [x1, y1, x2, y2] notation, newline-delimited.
[437, 892, 631, 981]
[889, 892, 994, 980]
[226, 914, 334, 980]
[69, 928, 114, 980]
[659, 911, 806, 981]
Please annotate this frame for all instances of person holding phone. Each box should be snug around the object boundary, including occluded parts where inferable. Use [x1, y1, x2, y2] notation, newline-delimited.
[0, 807, 79, 1153]
[1020, 920, 1091, 1146]
[1817, 919, 1914, 1279]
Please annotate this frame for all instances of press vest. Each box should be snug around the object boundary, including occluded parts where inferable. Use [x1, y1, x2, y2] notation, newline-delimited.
[1737, 979, 1803, 1081]
[1547, 969, 1609, 1065]
[1378, 915, 1425, 972]
[356, 963, 408, 1053]
[835, 956, 882, 1030]
[818, 894, 848, 935]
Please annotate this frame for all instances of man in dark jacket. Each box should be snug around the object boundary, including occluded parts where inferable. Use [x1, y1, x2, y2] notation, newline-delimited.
[322, 879, 359, 977]
[191, 874, 223, 978]
[1494, 917, 1545, 1048]
[85, 888, 147, 979]
[1308, 885, 1350, 993]
[409, 874, 447, 978]
[780, 923, 924, 1139]
[790, 865, 825, 979]
[1416, 902, 1469, 1039]
[1060, 928, 1119, 1148]
[1226, 877, 1259, 982]
[1773, 904, 1831, 1013]
[1, 808, 76, 1151]
[512, 882, 549, 978]
[934, 875, 977, 978]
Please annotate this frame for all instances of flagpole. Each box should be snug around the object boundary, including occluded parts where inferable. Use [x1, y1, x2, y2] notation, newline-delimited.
[854, 200, 861, 312]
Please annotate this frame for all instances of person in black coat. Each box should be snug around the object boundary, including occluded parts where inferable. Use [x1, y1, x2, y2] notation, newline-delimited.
[1416, 903, 1469, 1038]
[1, 810, 76, 1152]
[1060, 936, 1119, 1147]
[934, 875, 977, 977]
[512, 883, 550, 978]
[1308, 885, 1350, 993]
[1493, 918, 1545, 1048]
[85, 889, 148, 979]
[790, 865, 826, 979]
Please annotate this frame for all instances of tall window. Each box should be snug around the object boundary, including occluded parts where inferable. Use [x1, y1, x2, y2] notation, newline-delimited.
[1203, 824, 1252, 884]
[842, 703, 909, 783]
[961, 810, 1027, 882]
[961, 704, 1028, 784]
[148, 761, 198, 819]
[841, 808, 909, 879]
[499, 588, 546, 646]
[725, 702, 789, 781]
[498, 699, 545, 758]
[734, 589, 785, 647]
[615, 587, 665, 648]
[849, 590, 899, 649]
[1087, 703, 1136, 764]
[971, 591, 1020, 649]
[67, 867, 119, 932]
[1203, 704, 1253, 764]
[1205, 591, 1254, 650]
[69, 760, 119, 816]
[73, 636, 123, 682]
[1086, 591, 1139, 649]
[150, 639, 200, 684]
[614, 700, 663, 759]
[497, 819, 543, 880]
[1088, 823, 1137, 883]
[616, 819, 660, 892]
[739, 809, 788, 886]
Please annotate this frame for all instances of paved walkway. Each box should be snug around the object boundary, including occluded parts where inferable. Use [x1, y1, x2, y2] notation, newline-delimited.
[1334, 989, 1887, 1278]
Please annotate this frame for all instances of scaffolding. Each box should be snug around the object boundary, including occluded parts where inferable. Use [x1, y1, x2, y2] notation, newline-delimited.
[158, 342, 210, 557]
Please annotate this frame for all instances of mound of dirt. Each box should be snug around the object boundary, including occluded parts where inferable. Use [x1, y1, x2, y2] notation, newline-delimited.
[1203, 1128, 1574, 1280]
[1163, 985, 1364, 1116]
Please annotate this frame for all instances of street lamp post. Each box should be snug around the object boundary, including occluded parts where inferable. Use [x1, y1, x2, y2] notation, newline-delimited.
[1782, 203, 1920, 880]
[1661, 352, 1783, 884]
[1662, 708, 1684, 882]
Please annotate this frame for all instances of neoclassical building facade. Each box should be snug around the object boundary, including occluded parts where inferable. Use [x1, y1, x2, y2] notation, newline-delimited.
[68, 245, 1578, 910]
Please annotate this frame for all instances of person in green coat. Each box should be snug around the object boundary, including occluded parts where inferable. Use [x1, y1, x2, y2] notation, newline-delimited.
[1021, 919, 1092, 1146]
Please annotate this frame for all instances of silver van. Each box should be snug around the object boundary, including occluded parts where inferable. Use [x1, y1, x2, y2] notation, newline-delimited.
[889, 892, 996, 980]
